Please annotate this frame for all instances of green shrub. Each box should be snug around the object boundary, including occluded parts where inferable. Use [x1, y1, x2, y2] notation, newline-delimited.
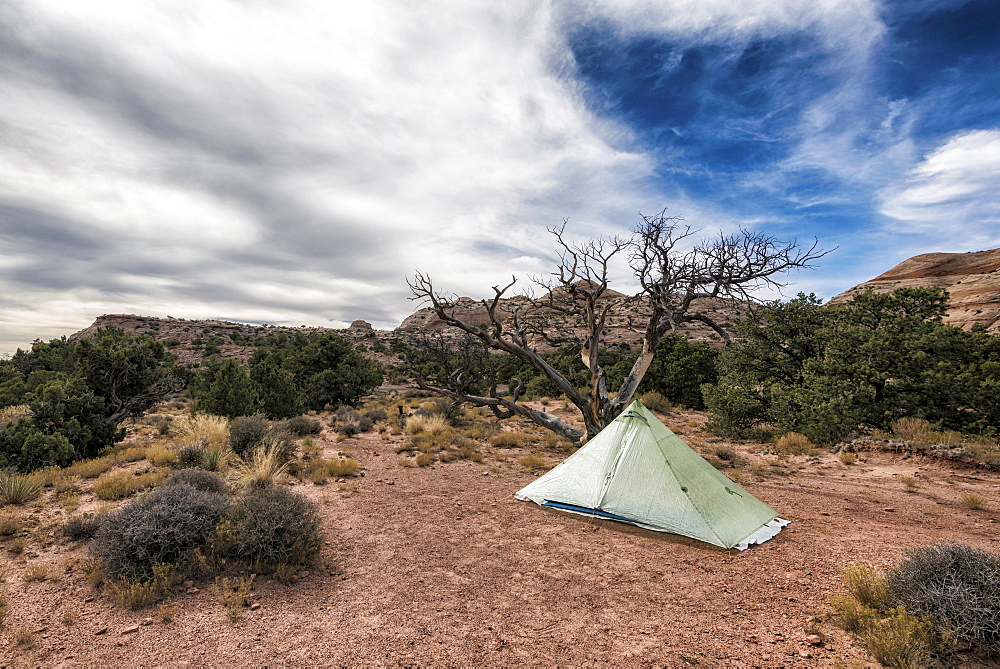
[163, 470, 229, 496]
[91, 483, 228, 583]
[224, 486, 322, 572]
[228, 414, 268, 456]
[887, 543, 1000, 657]
[363, 408, 387, 423]
[842, 563, 892, 610]
[638, 391, 672, 414]
[337, 422, 360, 437]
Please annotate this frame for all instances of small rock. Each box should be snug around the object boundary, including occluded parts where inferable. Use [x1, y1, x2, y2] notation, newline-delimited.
[183, 580, 194, 588]
[819, 512, 830, 516]
[798, 651, 811, 658]
[883, 508, 896, 513]
[481, 472, 489, 476]
[249, 602, 261, 611]
[84, 595, 95, 603]
[95, 627, 109, 635]
[298, 571, 310, 579]
[140, 618, 153, 627]
[186, 587, 200, 594]
[387, 481, 394, 486]
[121, 625, 140, 635]
[805, 634, 824, 645]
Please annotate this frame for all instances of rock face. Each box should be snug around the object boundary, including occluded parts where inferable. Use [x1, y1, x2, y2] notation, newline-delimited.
[829, 248, 1000, 334]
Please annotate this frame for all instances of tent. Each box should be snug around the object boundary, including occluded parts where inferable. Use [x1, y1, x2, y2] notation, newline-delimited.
[515, 400, 788, 550]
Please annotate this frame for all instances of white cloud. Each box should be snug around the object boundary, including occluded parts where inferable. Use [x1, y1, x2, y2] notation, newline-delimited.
[879, 130, 1000, 249]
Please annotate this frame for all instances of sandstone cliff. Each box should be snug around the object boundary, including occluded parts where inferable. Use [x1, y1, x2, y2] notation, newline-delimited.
[829, 248, 1000, 333]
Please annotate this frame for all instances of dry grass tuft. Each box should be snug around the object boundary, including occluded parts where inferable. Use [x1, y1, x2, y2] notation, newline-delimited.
[891, 417, 935, 445]
[837, 451, 857, 465]
[841, 564, 892, 610]
[773, 432, 815, 455]
[173, 414, 230, 448]
[145, 445, 177, 467]
[959, 493, 988, 510]
[518, 453, 553, 471]
[405, 413, 449, 435]
[92, 470, 167, 501]
[900, 475, 919, 493]
[235, 437, 289, 488]
[638, 391, 673, 414]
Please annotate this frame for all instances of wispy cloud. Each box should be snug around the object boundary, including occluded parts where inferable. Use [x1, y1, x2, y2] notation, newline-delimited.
[879, 129, 1000, 250]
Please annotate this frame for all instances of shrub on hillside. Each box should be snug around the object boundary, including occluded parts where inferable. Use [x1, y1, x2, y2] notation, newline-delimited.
[228, 414, 268, 456]
[280, 416, 322, 436]
[63, 512, 105, 541]
[223, 486, 322, 572]
[887, 543, 1000, 658]
[91, 483, 228, 583]
[163, 470, 229, 496]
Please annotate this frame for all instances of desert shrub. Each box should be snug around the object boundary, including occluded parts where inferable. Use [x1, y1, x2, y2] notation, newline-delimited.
[712, 446, 746, 468]
[228, 414, 268, 457]
[887, 543, 1000, 657]
[414, 452, 435, 467]
[201, 446, 226, 472]
[774, 432, 815, 455]
[959, 493, 988, 510]
[829, 594, 879, 632]
[174, 443, 205, 468]
[92, 470, 166, 500]
[164, 470, 229, 496]
[0, 474, 42, 505]
[837, 450, 857, 465]
[91, 483, 228, 583]
[363, 408, 387, 423]
[357, 416, 374, 433]
[337, 422, 360, 437]
[224, 486, 322, 572]
[860, 607, 948, 669]
[263, 426, 296, 461]
[638, 391, 673, 414]
[63, 512, 105, 541]
[281, 416, 321, 437]
[105, 564, 177, 610]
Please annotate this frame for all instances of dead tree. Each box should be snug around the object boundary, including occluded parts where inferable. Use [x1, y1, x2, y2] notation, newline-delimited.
[405, 212, 830, 442]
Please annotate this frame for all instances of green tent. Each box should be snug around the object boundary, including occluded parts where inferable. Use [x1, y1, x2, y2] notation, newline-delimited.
[515, 400, 788, 550]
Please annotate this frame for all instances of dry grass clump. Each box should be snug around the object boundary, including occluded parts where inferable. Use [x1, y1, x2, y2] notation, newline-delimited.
[92, 470, 167, 501]
[638, 391, 672, 414]
[0, 474, 42, 505]
[0, 512, 22, 536]
[217, 575, 255, 621]
[21, 564, 51, 583]
[518, 453, 553, 471]
[234, 437, 289, 488]
[841, 564, 892, 610]
[959, 493, 988, 510]
[0, 404, 31, 426]
[900, 475, 919, 493]
[146, 445, 177, 467]
[489, 432, 528, 448]
[405, 413, 450, 435]
[891, 417, 936, 445]
[173, 414, 230, 449]
[773, 432, 815, 455]
[837, 450, 857, 465]
[308, 457, 362, 483]
[65, 455, 118, 479]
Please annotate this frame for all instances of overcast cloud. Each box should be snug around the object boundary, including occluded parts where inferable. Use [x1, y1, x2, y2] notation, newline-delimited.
[1, 0, 997, 353]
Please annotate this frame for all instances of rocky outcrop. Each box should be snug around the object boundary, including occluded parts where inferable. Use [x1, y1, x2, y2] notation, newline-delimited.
[829, 248, 1000, 333]
[71, 314, 396, 369]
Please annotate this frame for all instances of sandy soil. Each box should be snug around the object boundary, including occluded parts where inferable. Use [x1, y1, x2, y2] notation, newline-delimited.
[2, 408, 998, 667]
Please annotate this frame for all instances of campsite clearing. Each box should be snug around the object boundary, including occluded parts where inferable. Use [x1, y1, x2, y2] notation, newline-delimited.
[4, 407, 998, 666]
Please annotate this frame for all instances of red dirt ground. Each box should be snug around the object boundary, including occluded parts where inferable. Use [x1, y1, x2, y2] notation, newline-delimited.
[2, 409, 998, 667]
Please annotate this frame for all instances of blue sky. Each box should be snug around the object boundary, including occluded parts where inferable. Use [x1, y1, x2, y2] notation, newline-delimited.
[1, 0, 998, 353]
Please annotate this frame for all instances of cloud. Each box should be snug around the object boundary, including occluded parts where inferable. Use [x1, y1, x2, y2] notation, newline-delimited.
[878, 129, 1000, 249]
[0, 0, 668, 353]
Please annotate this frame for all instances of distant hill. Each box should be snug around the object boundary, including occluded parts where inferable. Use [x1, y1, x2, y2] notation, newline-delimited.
[70, 314, 397, 369]
[829, 248, 1000, 334]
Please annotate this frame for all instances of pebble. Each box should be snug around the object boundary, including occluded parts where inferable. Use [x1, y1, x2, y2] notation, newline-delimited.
[140, 618, 153, 627]
[121, 625, 140, 635]
[883, 508, 896, 513]
[95, 627, 109, 635]
[249, 602, 261, 611]
[183, 580, 194, 588]
[186, 587, 200, 594]
[805, 635, 824, 645]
